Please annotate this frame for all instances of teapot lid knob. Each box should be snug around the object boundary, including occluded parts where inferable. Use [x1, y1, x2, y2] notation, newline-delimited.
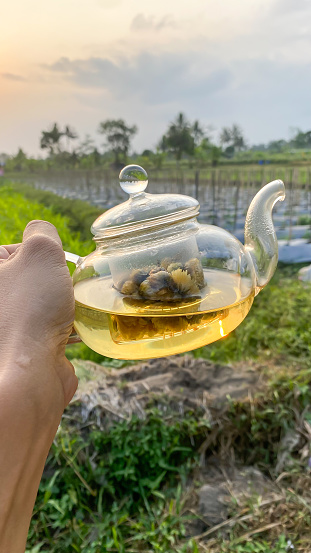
[119, 164, 148, 196]
[91, 164, 199, 237]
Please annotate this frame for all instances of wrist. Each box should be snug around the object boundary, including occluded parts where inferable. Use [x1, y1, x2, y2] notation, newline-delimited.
[0, 338, 76, 552]
[2, 335, 68, 424]
[0, 383, 57, 553]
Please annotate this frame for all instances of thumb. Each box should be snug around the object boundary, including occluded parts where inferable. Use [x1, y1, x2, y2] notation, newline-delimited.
[23, 220, 63, 248]
[18, 220, 66, 269]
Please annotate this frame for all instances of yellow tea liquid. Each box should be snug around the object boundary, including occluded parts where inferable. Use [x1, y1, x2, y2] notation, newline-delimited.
[74, 269, 254, 359]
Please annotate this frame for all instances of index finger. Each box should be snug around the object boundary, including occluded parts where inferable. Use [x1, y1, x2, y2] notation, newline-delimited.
[0, 244, 21, 260]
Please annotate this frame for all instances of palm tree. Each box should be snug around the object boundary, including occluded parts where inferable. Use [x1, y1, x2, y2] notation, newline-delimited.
[219, 127, 232, 148]
[220, 124, 246, 152]
[98, 119, 138, 166]
[40, 123, 63, 156]
[64, 125, 78, 153]
[231, 124, 246, 151]
[160, 112, 194, 161]
[192, 120, 205, 147]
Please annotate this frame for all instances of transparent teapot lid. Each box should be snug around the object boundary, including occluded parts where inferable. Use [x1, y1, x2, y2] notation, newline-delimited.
[91, 165, 199, 238]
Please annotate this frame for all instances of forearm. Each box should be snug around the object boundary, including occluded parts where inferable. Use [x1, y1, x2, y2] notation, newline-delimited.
[0, 353, 65, 553]
[0, 408, 56, 553]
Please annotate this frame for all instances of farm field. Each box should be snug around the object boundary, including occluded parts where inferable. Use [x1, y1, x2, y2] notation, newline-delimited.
[0, 182, 311, 552]
[4, 164, 311, 255]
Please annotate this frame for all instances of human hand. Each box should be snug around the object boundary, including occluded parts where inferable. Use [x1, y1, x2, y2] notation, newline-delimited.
[0, 220, 78, 552]
[0, 220, 78, 410]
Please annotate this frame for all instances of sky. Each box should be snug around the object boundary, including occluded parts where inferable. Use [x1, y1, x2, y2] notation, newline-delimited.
[1, 0, 311, 156]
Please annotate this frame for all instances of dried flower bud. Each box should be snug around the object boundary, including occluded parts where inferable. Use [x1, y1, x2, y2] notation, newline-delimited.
[149, 266, 165, 275]
[131, 268, 150, 285]
[139, 270, 175, 299]
[160, 258, 172, 270]
[170, 268, 199, 295]
[121, 280, 138, 295]
[185, 258, 206, 289]
[167, 262, 183, 273]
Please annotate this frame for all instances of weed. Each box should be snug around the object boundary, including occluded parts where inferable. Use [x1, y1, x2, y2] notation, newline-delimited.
[26, 410, 210, 551]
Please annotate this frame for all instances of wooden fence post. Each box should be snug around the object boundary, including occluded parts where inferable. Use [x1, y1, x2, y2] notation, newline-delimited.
[194, 170, 199, 200]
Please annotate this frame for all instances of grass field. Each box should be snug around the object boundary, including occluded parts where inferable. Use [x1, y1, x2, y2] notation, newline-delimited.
[0, 181, 310, 552]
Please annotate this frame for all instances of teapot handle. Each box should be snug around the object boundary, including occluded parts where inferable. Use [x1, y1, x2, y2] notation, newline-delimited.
[65, 251, 81, 265]
[64, 251, 82, 344]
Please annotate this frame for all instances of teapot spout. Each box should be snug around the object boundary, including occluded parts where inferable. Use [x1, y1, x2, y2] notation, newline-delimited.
[245, 179, 285, 293]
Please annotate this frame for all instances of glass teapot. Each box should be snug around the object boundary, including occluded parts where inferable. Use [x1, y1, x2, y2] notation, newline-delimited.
[65, 165, 285, 360]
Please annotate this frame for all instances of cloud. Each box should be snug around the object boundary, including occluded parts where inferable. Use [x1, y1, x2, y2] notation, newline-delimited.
[42, 50, 311, 146]
[67, 56, 311, 149]
[130, 13, 175, 32]
[43, 52, 232, 105]
[272, 0, 311, 15]
[1, 72, 26, 82]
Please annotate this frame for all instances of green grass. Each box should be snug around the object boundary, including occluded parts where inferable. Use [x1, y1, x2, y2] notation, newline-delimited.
[218, 536, 295, 552]
[24, 355, 311, 551]
[193, 263, 311, 367]
[26, 308, 311, 552]
[0, 184, 94, 256]
[1, 181, 310, 552]
[26, 411, 211, 552]
[0, 179, 101, 241]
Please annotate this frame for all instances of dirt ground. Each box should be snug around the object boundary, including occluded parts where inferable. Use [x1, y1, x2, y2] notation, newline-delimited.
[69, 356, 272, 535]
[71, 354, 262, 422]
[67, 356, 311, 548]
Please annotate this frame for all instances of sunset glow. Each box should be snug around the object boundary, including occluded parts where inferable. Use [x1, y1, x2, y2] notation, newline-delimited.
[2, 0, 311, 155]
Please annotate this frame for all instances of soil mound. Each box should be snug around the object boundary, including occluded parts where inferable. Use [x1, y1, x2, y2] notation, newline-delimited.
[71, 355, 262, 423]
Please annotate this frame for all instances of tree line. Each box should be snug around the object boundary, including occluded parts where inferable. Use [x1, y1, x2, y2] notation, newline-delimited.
[6, 114, 247, 170]
[38, 115, 247, 165]
[2, 114, 311, 172]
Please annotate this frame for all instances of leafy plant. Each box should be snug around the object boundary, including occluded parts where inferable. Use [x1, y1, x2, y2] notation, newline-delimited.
[26, 410, 210, 551]
[220, 535, 294, 552]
